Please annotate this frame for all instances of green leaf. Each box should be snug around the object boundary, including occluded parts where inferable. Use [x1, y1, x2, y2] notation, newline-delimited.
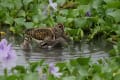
[5, 15, 14, 25]
[14, 18, 25, 25]
[13, 0, 22, 9]
[12, 65, 26, 73]
[29, 62, 39, 72]
[62, 76, 76, 80]
[56, 0, 66, 5]
[92, 74, 101, 80]
[56, 62, 66, 70]
[17, 10, 26, 17]
[24, 73, 39, 80]
[77, 57, 90, 65]
[107, 9, 120, 23]
[59, 9, 68, 16]
[105, 1, 120, 8]
[24, 22, 34, 28]
[78, 5, 89, 13]
[68, 9, 79, 18]
[0, 0, 14, 9]
[74, 18, 87, 28]
[92, 0, 103, 9]
[6, 75, 18, 80]
[0, 76, 5, 80]
[76, 0, 91, 5]
[114, 74, 120, 80]
[23, 0, 33, 6]
[78, 66, 88, 76]
[67, 18, 74, 23]
[32, 15, 40, 23]
[56, 16, 66, 23]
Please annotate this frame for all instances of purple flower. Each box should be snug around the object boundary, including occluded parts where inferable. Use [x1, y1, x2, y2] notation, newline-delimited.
[0, 39, 17, 70]
[49, 63, 62, 78]
[86, 11, 91, 17]
[49, 0, 57, 11]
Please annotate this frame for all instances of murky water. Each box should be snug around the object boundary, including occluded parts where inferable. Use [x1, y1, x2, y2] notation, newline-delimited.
[13, 38, 112, 66]
[0, 37, 112, 74]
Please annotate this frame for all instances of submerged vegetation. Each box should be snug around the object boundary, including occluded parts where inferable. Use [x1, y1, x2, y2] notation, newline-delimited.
[0, 0, 120, 80]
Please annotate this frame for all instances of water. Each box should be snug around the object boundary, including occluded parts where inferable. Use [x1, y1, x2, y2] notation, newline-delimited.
[0, 37, 112, 75]
[13, 39, 112, 66]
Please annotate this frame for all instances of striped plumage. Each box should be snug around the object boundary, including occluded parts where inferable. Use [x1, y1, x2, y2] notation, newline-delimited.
[24, 28, 55, 42]
[22, 23, 65, 49]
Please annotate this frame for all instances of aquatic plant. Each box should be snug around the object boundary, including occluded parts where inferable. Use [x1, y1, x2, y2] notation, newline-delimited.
[0, 0, 119, 79]
[0, 57, 118, 80]
[49, 0, 57, 11]
[49, 63, 62, 78]
[85, 11, 91, 17]
[0, 39, 17, 70]
[0, 0, 119, 42]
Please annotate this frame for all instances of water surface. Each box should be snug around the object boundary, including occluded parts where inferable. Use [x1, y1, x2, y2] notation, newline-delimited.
[14, 39, 112, 65]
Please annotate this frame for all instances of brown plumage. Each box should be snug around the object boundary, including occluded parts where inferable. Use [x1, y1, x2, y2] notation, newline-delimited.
[21, 23, 67, 49]
[24, 23, 64, 41]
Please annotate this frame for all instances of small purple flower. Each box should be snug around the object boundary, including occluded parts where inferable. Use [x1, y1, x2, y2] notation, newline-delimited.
[0, 39, 17, 70]
[86, 11, 91, 17]
[49, 0, 57, 11]
[49, 63, 62, 78]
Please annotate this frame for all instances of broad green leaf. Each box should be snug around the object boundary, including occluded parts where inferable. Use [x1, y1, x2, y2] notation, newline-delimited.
[32, 15, 40, 23]
[92, 0, 103, 9]
[59, 9, 68, 16]
[104, 0, 119, 3]
[70, 59, 78, 66]
[24, 73, 39, 80]
[57, 0, 66, 5]
[76, 0, 91, 5]
[114, 74, 120, 80]
[74, 18, 87, 28]
[105, 1, 120, 8]
[12, 65, 26, 73]
[68, 9, 79, 18]
[14, 18, 25, 25]
[0, 0, 14, 9]
[10, 27, 16, 34]
[66, 18, 74, 23]
[5, 15, 14, 25]
[6, 75, 18, 80]
[92, 74, 101, 80]
[78, 66, 88, 76]
[56, 62, 66, 70]
[0, 76, 5, 80]
[107, 9, 120, 23]
[62, 76, 76, 80]
[29, 62, 39, 72]
[56, 16, 66, 23]
[17, 10, 26, 17]
[23, 0, 33, 6]
[115, 24, 120, 35]
[13, 0, 22, 9]
[24, 22, 34, 29]
[78, 5, 90, 13]
[77, 57, 90, 65]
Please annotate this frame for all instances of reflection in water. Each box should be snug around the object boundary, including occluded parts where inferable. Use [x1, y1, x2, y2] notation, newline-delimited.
[13, 39, 112, 65]
[0, 39, 111, 74]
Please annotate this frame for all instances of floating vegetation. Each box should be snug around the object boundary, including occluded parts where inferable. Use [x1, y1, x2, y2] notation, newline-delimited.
[0, 0, 120, 79]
